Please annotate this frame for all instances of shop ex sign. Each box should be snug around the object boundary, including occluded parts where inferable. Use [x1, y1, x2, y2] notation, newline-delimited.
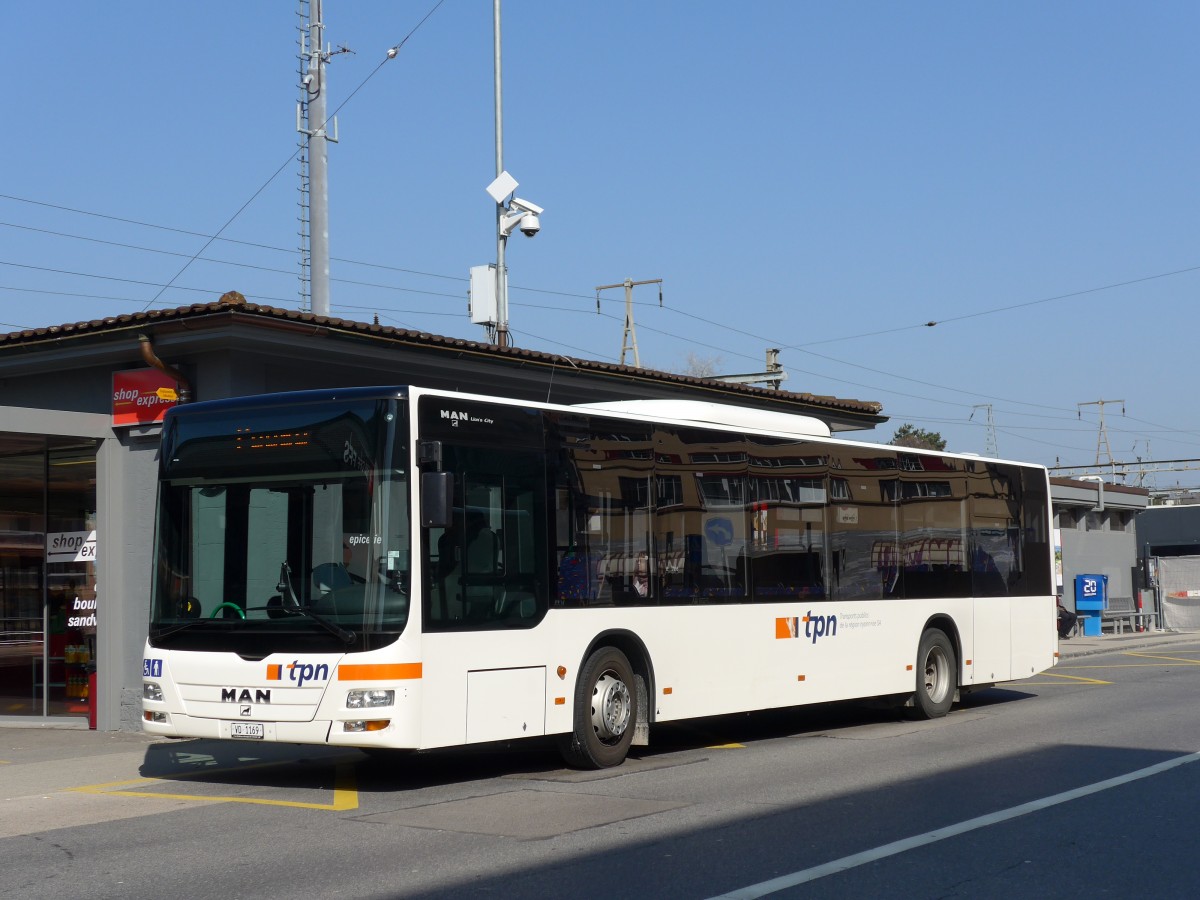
[46, 530, 97, 563]
[112, 368, 179, 426]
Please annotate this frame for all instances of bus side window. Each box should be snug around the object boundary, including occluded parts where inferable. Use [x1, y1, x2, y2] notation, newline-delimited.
[423, 444, 549, 629]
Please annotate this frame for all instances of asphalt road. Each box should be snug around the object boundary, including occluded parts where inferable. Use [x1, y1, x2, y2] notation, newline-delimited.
[3, 637, 1200, 899]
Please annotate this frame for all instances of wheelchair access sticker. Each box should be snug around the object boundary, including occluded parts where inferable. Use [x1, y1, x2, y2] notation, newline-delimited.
[143, 658, 163, 678]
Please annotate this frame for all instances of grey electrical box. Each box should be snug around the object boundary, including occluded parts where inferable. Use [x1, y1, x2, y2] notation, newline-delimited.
[469, 265, 499, 326]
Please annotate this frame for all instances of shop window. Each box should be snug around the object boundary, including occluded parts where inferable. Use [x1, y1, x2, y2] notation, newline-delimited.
[0, 435, 98, 718]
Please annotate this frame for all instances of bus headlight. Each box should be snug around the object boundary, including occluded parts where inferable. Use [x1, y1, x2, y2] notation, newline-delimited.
[143, 682, 164, 702]
[343, 719, 390, 732]
[346, 689, 394, 709]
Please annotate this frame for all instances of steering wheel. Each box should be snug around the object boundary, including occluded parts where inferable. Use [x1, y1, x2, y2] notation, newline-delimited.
[210, 602, 246, 620]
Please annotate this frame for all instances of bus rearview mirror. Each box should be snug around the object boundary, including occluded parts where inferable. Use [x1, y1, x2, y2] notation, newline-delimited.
[421, 472, 454, 528]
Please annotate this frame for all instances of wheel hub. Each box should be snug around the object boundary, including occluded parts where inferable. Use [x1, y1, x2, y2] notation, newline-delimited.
[924, 646, 950, 703]
[590, 672, 631, 741]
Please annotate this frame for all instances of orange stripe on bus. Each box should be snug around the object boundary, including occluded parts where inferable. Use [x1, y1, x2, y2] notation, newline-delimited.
[337, 663, 422, 681]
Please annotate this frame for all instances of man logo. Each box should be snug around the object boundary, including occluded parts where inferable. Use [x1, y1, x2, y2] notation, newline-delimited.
[240, 705, 252, 717]
[222, 688, 272, 704]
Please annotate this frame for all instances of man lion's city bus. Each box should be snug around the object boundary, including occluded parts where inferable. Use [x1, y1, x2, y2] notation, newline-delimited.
[142, 386, 1057, 768]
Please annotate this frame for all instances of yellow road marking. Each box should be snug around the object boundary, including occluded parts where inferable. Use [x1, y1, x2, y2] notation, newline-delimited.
[70, 761, 358, 811]
[1059, 663, 1199, 669]
[1124, 653, 1200, 664]
[706, 743, 746, 749]
[1038, 672, 1112, 685]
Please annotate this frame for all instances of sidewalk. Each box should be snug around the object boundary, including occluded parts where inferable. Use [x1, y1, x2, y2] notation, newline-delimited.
[1056, 627, 1198, 659]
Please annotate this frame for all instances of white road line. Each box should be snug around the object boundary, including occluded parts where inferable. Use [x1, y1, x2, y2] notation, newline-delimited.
[708, 749, 1200, 899]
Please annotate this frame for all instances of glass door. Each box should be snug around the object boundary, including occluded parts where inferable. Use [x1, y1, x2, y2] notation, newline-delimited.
[0, 436, 47, 716]
[46, 440, 98, 716]
[0, 435, 97, 717]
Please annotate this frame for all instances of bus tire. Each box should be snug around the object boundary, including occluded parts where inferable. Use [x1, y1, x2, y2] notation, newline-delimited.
[909, 628, 956, 720]
[559, 647, 637, 769]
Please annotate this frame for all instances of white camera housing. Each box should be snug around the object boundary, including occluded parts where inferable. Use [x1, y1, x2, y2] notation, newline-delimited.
[500, 197, 545, 239]
[517, 212, 540, 237]
[509, 197, 544, 216]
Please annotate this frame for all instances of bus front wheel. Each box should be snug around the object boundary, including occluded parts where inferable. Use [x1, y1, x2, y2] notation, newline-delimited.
[559, 647, 637, 769]
[909, 629, 956, 720]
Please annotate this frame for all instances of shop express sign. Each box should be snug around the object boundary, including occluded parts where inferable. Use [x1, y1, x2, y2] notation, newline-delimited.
[112, 368, 179, 426]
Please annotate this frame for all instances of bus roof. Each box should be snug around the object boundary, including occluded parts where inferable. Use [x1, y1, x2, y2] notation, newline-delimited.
[572, 399, 831, 438]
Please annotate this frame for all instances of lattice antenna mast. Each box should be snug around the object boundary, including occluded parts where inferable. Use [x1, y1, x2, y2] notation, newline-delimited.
[295, 0, 313, 311]
[969, 404, 998, 457]
[295, 0, 349, 315]
[1078, 398, 1125, 473]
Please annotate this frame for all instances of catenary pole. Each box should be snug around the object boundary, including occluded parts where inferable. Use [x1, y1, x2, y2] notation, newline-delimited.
[307, 0, 332, 317]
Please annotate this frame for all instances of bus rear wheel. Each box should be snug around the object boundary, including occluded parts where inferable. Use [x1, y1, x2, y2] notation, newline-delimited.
[908, 628, 956, 720]
[559, 647, 637, 769]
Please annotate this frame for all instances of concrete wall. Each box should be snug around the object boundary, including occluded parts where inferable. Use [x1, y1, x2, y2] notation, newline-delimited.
[1059, 528, 1138, 609]
[97, 426, 161, 730]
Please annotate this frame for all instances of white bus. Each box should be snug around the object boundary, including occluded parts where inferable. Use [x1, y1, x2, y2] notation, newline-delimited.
[142, 386, 1057, 768]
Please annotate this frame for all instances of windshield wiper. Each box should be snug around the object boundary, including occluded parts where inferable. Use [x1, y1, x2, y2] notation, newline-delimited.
[152, 616, 214, 640]
[278, 562, 356, 645]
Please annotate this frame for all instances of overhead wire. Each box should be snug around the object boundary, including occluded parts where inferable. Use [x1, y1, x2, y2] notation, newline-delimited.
[8, 211, 1198, 454]
[8, 193, 1200, 450]
[6, 185, 1200, 453]
[0, 192, 604, 297]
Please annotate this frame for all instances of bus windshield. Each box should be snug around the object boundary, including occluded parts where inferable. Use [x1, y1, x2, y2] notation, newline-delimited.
[148, 395, 410, 653]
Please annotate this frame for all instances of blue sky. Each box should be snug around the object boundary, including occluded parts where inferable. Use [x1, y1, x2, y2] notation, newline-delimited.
[6, 2, 1198, 482]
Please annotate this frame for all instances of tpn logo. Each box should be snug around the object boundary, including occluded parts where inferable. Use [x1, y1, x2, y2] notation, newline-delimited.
[775, 612, 838, 644]
[266, 661, 331, 687]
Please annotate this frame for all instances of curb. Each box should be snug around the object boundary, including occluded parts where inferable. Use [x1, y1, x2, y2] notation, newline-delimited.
[1058, 631, 1198, 660]
[0, 715, 90, 730]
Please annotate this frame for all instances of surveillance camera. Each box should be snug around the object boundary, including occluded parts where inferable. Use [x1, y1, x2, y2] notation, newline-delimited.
[518, 212, 541, 237]
[499, 196, 545, 238]
[509, 197, 544, 216]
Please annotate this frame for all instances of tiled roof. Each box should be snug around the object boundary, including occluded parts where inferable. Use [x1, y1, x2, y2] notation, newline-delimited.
[0, 297, 884, 418]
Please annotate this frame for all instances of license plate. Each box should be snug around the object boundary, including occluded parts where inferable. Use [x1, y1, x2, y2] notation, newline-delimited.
[230, 722, 264, 740]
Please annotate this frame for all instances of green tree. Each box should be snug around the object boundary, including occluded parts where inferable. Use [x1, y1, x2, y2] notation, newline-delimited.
[889, 423, 947, 451]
